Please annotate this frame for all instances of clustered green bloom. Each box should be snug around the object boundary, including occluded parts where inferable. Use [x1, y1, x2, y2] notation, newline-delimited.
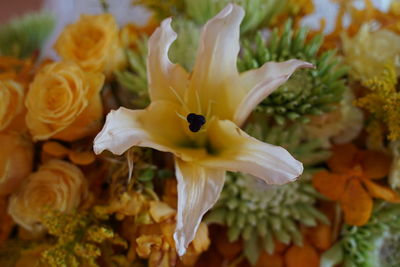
[238, 20, 347, 125]
[115, 37, 150, 109]
[139, 0, 286, 33]
[206, 123, 330, 264]
[0, 12, 54, 58]
[321, 203, 400, 267]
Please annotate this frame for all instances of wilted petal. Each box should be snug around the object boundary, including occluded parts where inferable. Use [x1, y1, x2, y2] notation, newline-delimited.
[147, 18, 189, 103]
[174, 158, 225, 256]
[94, 101, 186, 155]
[203, 120, 303, 184]
[187, 4, 244, 113]
[233, 60, 314, 126]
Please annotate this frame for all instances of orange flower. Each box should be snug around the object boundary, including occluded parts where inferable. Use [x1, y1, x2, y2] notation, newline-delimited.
[313, 144, 400, 226]
[256, 223, 333, 267]
[42, 141, 96, 165]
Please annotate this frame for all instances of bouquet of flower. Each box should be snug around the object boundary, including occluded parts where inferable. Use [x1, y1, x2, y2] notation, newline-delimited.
[1, 0, 400, 266]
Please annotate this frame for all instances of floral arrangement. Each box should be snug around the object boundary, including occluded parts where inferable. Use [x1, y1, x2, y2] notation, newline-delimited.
[1, 0, 400, 266]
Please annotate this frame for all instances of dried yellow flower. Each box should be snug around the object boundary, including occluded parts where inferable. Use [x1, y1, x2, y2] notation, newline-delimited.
[356, 63, 400, 142]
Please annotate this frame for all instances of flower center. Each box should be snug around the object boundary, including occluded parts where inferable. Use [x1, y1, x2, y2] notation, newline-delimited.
[186, 113, 206, 132]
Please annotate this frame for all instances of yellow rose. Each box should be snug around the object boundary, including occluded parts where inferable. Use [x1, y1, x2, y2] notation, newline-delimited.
[25, 61, 104, 141]
[8, 160, 87, 232]
[0, 132, 33, 195]
[55, 14, 125, 74]
[0, 80, 25, 132]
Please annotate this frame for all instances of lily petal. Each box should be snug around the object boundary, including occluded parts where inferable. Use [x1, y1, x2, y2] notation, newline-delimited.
[94, 101, 185, 155]
[187, 4, 244, 113]
[203, 120, 303, 185]
[174, 158, 225, 256]
[233, 60, 314, 126]
[147, 18, 189, 103]
[94, 107, 159, 155]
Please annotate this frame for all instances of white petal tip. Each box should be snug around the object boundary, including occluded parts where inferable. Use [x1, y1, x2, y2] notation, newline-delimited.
[215, 3, 244, 20]
[174, 231, 187, 256]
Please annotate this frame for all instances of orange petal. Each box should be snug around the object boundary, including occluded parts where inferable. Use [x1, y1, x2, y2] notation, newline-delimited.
[327, 144, 359, 173]
[312, 170, 348, 200]
[306, 223, 332, 251]
[363, 179, 400, 203]
[360, 151, 391, 179]
[42, 141, 69, 157]
[340, 179, 373, 226]
[284, 243, 319, 267]
[256, 251, 284, 267]
[69, 150, 96, 165]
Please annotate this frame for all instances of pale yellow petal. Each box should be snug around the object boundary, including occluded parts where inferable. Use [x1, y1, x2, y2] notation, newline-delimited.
[202, 119, 303, 184]
[233, 60, 314, 126]
[174, 158, 225, 256]
[147, 18, 189, 103]
[94, 101, 196, 157]
[186, 4, 244, 115]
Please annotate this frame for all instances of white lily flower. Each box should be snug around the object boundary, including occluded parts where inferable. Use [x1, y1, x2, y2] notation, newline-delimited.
[94, 4, 313, 256]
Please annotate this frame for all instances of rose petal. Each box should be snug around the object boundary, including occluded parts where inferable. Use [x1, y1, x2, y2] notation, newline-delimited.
[312, 170, 348, 201]
[147, 18, 189, 103]
[233, 60, 314, 126]
[174, 158, 225, 256]
[361, 151, 392, 179]
[340, 179, 373, 226]
[363, 179, 400, 203]
[202, 119, 303, 185]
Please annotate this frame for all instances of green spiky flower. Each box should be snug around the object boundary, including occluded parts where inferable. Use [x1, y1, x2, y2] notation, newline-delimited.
[238, 20, 347, 125]
[139, 0, 286, 33]
[115, 37, 150, 109]
[206, 123, 330, 264]
[321, 203, 400, 267]
[0, 12, 54, 58]
[115, 19, 200, 108]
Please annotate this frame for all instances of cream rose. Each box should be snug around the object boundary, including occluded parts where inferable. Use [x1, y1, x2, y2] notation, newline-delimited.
[0, 132, 33, 196]
[0, 80, 25, 132]
[25, 61, 104, 141]
[54, 14, 125, 74]
[8, 160, 87, 232]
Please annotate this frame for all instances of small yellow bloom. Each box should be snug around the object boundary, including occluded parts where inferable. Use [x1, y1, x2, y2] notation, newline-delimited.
[0, 132, 33, 196]
[25, 61, 104, 141]
[55, 14, 125, 74]
[356, 63, 400, 142]
[8, 160, 88, 232]
[94, 4, 312, 255]
[342, 23, 400, 81]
